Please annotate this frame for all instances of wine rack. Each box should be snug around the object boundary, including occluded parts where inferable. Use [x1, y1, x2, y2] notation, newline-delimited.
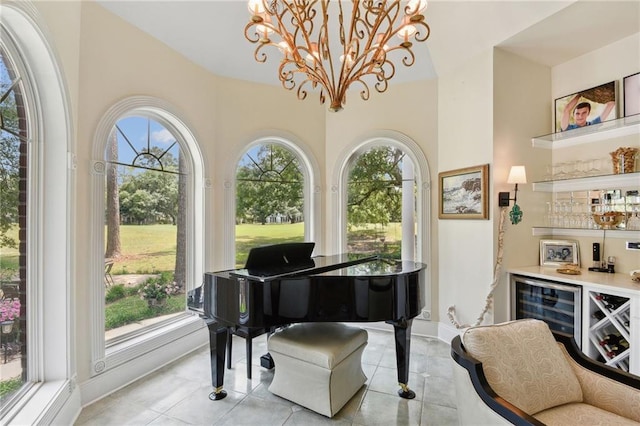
[588, 291, 631, 372]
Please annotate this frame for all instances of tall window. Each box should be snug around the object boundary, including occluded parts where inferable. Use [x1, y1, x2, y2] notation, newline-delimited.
[0, 43, 28, 409]
[91, 98, 204, 379]
[235, 143, 304, 267]
[346, 145, 417, 260]
[104, 116, 187, 342]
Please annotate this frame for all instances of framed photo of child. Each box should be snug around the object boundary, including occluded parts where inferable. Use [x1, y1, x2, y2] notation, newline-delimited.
[554, 81, 617, 133]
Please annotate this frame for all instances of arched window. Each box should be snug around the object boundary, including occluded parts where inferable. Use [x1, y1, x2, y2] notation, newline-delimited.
[103, 116, 187, 339]
[235, 143, 304, 267]
[91, 98, 205, 377]
[346, 146, 415, 259]
[0, 3, 73, 420]
[228, 134, 320, 269]
[0, 32, 29, 412]
[333, 131, 432, 312]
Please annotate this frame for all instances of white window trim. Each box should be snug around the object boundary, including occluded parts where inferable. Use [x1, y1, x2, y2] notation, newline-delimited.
[223, 130, 322, 267]
[331, 130, 432, 312]
[0, 2, 76, 424]
[88, 96, 208, 381]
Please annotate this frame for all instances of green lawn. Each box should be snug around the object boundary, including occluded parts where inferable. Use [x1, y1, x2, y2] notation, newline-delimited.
[235, 222, 305, 267]
[1, 221, 405, 277]
[105, 291, 184, 330]
[109, 224, 178, 274]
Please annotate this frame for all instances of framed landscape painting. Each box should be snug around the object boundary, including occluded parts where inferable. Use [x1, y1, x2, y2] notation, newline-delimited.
[438, 164, 489, 220]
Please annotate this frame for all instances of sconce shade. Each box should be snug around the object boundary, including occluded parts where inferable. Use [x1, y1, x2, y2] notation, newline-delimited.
[507, 165, 527, 184]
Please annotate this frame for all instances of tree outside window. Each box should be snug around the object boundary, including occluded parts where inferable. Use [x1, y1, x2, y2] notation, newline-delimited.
[235, 144, 304, 267]
[103, 116, 187, 340]
[347, 146, 416, 259]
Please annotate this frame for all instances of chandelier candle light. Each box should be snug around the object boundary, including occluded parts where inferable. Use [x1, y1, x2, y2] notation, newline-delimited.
[245, 0, 430, 111]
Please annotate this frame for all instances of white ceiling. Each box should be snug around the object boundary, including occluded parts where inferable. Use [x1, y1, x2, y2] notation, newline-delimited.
[95, 1, 640, 85]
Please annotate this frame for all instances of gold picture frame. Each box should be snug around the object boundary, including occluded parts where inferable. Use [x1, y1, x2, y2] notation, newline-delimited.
[438, 164, 489, 220]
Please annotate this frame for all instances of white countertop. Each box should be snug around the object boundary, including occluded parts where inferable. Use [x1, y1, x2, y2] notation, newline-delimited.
[508, 266, 640, 296]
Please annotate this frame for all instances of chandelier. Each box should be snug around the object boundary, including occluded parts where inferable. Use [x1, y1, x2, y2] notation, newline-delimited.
[244, 0, 430, 112]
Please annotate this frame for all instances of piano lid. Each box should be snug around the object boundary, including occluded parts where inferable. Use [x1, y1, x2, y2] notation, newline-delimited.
[313, 258, 426, 277]
[229, 252, 377, 281]
[244, 242, 315, 272]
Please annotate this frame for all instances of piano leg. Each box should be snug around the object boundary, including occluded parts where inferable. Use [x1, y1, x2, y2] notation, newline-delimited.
[207, 321, 228, 401]
[226, 328, 232, 370]
[388, 318, 415, 399]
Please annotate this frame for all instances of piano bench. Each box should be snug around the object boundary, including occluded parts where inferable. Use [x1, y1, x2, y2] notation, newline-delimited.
[267, 323, 368, 418]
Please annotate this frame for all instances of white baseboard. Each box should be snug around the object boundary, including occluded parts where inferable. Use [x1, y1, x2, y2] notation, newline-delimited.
[353, 318, 452, 344]
[79, 327, 208, 407]
[438, 320, 465, 345]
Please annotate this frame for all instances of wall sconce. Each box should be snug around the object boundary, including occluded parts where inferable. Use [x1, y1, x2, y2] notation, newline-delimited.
[498, 165, 527, 225]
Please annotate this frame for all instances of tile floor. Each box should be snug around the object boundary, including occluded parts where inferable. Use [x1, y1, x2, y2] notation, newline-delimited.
[75, 327, 458, 425]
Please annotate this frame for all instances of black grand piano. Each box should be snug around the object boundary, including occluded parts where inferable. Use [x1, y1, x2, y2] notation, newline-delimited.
[188, 242, 426, 401]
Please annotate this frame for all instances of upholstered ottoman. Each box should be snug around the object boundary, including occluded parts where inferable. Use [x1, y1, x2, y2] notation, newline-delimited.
[267, 323, 368, 417]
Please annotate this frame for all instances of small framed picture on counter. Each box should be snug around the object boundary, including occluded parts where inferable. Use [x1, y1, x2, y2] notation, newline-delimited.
[540, 239, 580, 267]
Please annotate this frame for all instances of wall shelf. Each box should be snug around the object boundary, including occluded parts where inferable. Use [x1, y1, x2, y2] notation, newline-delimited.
[532, 115, 640, 149]
[532, 172, 640, 192]
[531, 227, 639, 239]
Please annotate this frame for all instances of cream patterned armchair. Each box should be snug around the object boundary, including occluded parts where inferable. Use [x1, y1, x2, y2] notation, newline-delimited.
[451, 319, 640, 425]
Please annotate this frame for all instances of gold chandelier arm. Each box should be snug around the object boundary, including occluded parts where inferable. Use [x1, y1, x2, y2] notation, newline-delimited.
[278, 62, 297, 90]
[374, 68, 391, 94]
[382, 44, 414, 68]
[350, 77, 371, 102]
[254, 43, 270, 63]
[401, 48, 415, 67]
[244, 21, 262, 44]
[413, 21, 430, 42]
[296, 78, 310, 101]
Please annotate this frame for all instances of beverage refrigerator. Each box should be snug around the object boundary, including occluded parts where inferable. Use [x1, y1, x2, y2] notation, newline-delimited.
[510, 275, 582, 347]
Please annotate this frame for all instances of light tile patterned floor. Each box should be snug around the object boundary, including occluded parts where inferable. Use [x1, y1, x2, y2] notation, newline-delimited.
[75, 327, 458, 425]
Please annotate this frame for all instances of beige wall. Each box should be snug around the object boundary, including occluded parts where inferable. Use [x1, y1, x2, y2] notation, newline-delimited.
[33, 1, 81, 124]
[437, 50, 495, 328]
[492, 49, 551, 323]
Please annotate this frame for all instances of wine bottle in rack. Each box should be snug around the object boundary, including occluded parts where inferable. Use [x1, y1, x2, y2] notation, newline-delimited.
[619, 339, 630, 351]
[601, 294, 628, 311]
[600, 333, 622, 347]
[607, 339, 629, 358]
[592, 310, 606, 321]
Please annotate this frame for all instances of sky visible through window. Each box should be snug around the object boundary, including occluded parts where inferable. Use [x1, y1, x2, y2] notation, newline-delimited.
[115, 116, 180, 168]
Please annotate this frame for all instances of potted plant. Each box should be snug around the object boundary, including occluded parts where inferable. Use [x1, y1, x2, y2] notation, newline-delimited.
[0, 298, 20, 333]
[138, 277, 179, 308]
